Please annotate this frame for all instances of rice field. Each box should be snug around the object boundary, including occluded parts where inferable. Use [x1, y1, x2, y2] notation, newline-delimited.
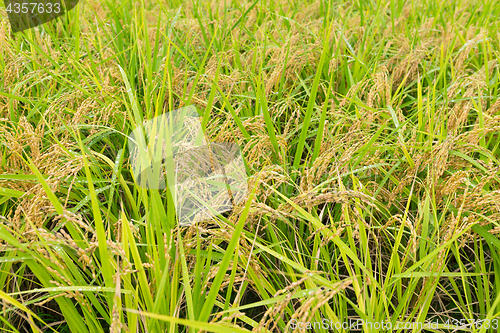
[1, 0, 500, 331]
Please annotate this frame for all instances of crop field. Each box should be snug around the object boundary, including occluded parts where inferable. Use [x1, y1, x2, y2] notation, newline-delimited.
[1, 0, 500, 331]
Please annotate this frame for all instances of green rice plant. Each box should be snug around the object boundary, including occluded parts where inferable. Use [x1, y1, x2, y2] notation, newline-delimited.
[1, 0, 500, 331]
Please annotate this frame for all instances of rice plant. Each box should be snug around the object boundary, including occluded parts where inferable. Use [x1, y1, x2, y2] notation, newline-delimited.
[1, 0, 500, 332]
